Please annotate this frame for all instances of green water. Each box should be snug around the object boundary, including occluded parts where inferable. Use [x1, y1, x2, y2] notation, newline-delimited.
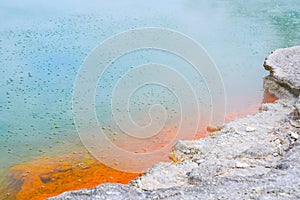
[0, 0, 299, 182]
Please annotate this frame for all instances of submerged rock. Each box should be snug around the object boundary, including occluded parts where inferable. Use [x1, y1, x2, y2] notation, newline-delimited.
[49, 46, 300, 200]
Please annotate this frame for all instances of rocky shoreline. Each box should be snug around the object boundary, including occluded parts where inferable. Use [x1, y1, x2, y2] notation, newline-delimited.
[49, 46, 300, 200]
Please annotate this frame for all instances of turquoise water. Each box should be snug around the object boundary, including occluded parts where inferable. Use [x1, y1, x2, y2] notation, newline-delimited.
[1, 0, 300, 179]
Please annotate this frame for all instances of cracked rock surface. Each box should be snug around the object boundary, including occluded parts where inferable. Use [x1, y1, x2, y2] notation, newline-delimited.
[264, 46, 300, 91]
[49, 46, 300, 200]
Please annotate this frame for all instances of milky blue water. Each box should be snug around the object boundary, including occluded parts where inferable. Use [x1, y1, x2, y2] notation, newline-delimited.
[1, 0, 300, 179]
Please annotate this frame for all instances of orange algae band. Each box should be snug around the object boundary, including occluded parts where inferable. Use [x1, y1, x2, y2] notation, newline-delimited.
[3, 152, 140, 200]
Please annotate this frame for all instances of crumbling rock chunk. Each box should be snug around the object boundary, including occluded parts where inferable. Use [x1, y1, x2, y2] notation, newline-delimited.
[264, 46, 300, 94]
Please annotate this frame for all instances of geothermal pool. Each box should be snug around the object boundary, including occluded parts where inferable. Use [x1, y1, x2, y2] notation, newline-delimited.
[0, 0, 300, 199]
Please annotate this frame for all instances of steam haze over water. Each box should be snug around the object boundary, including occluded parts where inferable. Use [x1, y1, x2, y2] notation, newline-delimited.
[0, 0, 300, 183]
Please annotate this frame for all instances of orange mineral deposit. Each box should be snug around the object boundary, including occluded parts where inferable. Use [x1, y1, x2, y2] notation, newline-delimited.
[2, 152, 140, 200]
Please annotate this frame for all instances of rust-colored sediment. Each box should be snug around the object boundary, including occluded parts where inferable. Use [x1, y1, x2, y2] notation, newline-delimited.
[2, 127, 187, 200]
[3, 152, 140, 200]
[2, 105, 265, 200]
[112, 127, 182, 153]
[262, 88, 279, 104]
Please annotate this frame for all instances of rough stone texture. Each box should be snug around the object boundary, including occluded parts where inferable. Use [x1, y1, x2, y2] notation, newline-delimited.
[264, 46, 300, 91]
[48, 184, 146, 200]
[133, 161, 198, 190]
[49, 46, 300, 200]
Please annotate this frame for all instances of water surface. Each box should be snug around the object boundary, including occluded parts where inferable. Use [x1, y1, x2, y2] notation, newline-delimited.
[0, 0, 300, 197]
